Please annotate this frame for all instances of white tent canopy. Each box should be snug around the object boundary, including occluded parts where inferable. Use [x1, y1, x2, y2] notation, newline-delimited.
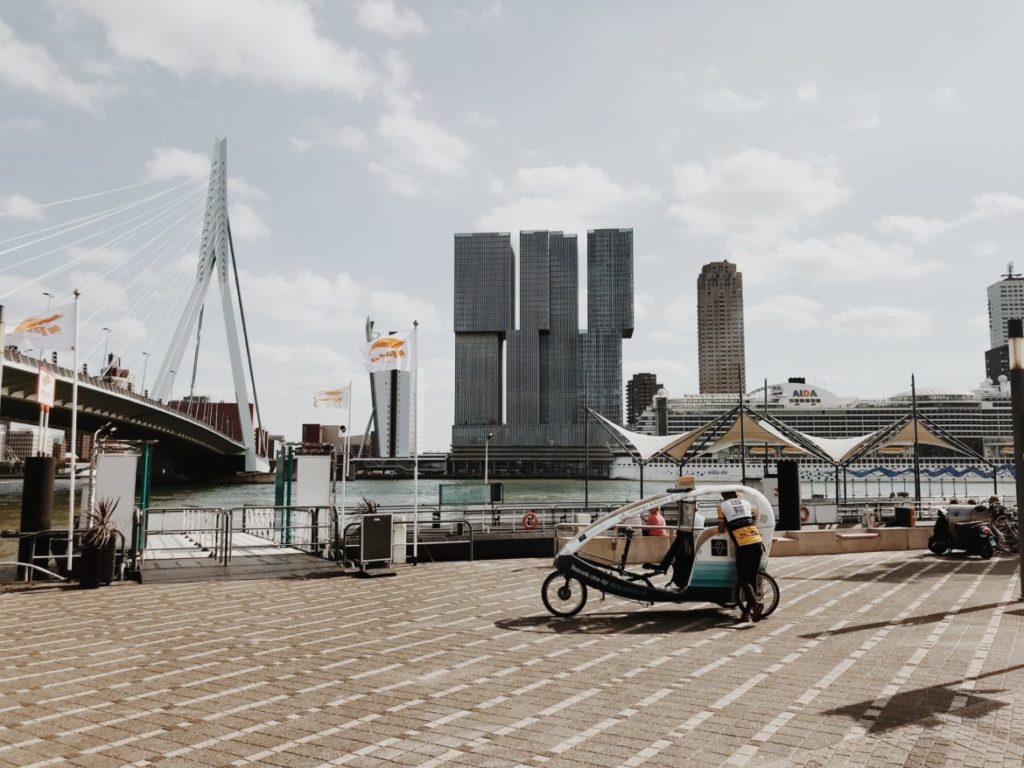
[590, 411, 707, 462]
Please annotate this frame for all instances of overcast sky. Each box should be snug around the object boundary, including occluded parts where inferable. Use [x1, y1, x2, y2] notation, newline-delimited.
[1, 1, 1023, 449]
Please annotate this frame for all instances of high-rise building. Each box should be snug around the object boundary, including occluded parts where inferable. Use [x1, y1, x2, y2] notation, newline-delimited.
[626, 372, 662, 427]
[365, 319, 413, 458]
[985, 264, 1024, 381]
[697, 260, 746, 394]
[451, 228, 633, 477]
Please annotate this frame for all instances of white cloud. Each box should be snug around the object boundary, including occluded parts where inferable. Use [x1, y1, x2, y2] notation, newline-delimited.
[661, 294, 696, 333]
[377, 111, 471, 176]
[696, 87, 771, 113]
[739, 233, 932, 283]
[667, 148, 848, 238]
[290, 120, 369, 153]
[369, 162, 422, 197]
[0, 19, 110, 111]
[145, 147, 209, 181]
[228, 203, 270, 240]
[844, 113, 881, 131]
[829, 306, 931, 339]
[70, 0, 376, 97]
[877, 193, 1024, 243]
[463, 110, 500, 129]
[971, 241, 999, 258]
[747, 295, 823, 331]
[927, 86, 963, 110]
[795, 81, 818, 104]
[477, 163, 658, 235]
[875, 214, 948, 243]
[0, 193, 44, 221]
[356, 0, 427, 39]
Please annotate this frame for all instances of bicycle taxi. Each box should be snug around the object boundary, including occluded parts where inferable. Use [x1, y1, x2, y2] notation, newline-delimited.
[541, 483, 780, 618]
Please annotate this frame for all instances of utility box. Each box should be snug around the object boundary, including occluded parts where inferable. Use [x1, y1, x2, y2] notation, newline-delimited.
[360, 513, 393, 568]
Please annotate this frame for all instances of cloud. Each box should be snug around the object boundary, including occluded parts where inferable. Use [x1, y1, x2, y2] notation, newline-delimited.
[463, 110, 500, 129]
[69, 0, 375, 97]
[477, 163, 658, 235]
[734, 233, 932, 283]
[876, 193, 1024, 243]
[228, 202, 270, 240]
[747, 295, 824, 331]
[795, 81, 818, 104]
[377, 110, 471, 176]
[971, 241, 999, 258]
[927, 86, 963, 110]
[290, 120, 369, 153]
[145, 147, 209, 181]
[696, 87, 771, 113]
[667, 148, 848, 238]
[369, 162, 422, 197]
[356, 0, 427, 39]
[0, 19, 110, 111]
[0, 193, 44, 221]
[829, 306, 931, 339]
[875, 215, 947, 243]
[843, 114, 881, 131]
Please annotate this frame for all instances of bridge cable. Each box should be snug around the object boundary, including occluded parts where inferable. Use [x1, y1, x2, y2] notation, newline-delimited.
[227, 219, 262, 431]
[0, 187, 205, 300]
[0, 173, 204, 219]
[0, 176, 202, 251]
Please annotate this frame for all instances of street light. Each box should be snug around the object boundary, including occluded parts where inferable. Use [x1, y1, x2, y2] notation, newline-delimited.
[140, 352, 150, 396]
[42, 292, 53, 309]
[484, 432, 494, 486]
[168, 369, 176, 399]
[86, 422, 117, 514]
[100, 327, 112, 375]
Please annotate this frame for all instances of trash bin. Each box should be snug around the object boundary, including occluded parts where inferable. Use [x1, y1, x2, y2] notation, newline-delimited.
[893, 506, 915, 527]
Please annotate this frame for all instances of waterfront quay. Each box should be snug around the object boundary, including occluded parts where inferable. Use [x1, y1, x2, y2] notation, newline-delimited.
[1, 553, 1022, 767]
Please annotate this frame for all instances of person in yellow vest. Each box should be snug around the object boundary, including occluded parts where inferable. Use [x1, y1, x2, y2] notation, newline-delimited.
[717, 490, 764, 622]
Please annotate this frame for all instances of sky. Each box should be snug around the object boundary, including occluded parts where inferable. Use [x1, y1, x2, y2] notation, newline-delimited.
[1, 1, 1023, 451]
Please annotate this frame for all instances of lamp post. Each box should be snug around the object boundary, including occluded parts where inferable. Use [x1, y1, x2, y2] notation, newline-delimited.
[43, 292, 53, 309]
[86, 422, 117, 514]
[1007, 318, 1024, 599]
[484, 432, 493, 486]
[140, 351, 150, 395]
[100, 327, 112, 375]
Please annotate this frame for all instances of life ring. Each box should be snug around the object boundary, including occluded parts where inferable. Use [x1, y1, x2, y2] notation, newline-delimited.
[522, 511, 540, 530]
[800, 506, 811, 523]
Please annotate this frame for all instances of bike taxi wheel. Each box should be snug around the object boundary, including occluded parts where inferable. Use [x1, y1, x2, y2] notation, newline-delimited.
[542, 571, 588, 618]
[755, 573, 780, 618]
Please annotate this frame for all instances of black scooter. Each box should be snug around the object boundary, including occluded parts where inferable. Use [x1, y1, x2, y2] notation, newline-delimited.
[928, 508, 996, 559]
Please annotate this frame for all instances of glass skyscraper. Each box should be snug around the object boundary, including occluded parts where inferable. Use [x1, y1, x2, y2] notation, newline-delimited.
[451, 228, 633, 477]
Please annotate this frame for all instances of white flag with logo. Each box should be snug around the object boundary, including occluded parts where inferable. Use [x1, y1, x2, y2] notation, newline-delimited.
[313, 385, 352, 409]
[361, 332, 413, 373]
[8, 302, 76, 351]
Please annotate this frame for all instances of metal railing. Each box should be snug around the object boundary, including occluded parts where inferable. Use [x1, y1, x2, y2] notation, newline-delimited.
[0, 528, 127, 582]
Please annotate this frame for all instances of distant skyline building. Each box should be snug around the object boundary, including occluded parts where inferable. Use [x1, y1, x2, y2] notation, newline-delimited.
[451, 228, 633, 477]
[985, 264, 1023, 381]
[697, 260, 746, 394]
[626, 372, 662, 427]
[366, 318, 413, 458]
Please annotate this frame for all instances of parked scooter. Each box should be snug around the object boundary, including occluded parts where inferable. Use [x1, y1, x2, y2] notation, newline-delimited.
[928, 505, 996, 559]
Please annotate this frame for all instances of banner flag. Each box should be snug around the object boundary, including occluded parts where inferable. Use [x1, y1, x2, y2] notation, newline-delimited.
[361, 332, 413, 373]
[8, 302, 76, 351]
[313, 385, 352, 409]
[37, 367, 56, 409]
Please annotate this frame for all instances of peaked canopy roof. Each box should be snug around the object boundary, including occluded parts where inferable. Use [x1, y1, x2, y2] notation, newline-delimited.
[704, 412, 804, 455]
[591, 411, 709, 462]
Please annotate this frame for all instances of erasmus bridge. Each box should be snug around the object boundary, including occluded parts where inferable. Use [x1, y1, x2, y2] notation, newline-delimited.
[0, 139, 270, 476]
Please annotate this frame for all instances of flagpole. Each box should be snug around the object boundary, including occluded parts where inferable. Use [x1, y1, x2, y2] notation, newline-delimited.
[412, 320, 419, 565]
[68, 289, 80, 572]
[340, 381, 351, 562]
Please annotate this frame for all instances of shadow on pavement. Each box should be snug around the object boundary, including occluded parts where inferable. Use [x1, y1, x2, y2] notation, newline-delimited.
[824, 663, 1024, 733]
[799, 601, 1012, 638]
[495, 607, 744, 634]
[789, 558, 1016, 584]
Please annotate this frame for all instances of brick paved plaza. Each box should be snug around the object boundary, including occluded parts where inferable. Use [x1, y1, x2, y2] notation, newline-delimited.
[1, 552, 1023, 768]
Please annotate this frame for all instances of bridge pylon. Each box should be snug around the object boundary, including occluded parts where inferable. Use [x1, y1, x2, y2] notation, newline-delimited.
[151, 138, 267, 473]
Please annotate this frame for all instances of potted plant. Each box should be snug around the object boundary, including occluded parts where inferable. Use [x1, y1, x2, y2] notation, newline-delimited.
[80, 497, 119, 589]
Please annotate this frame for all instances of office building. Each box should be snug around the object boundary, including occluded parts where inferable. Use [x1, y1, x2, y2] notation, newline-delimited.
[985, 265, 1024, 381]
[6, 429, 54, 460]
[626, 372, 662, 427]
[697, 260, 746, 394]
[451, 229, 633, 477]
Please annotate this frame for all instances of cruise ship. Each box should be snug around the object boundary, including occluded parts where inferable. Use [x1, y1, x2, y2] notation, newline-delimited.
[612, 377, 1014, 484]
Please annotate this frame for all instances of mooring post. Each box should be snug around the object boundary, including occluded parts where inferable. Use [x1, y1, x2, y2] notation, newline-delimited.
[1008, 318, 1024, 600]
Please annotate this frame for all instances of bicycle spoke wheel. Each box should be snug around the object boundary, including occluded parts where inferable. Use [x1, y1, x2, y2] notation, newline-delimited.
[755, 573, 780, 618]
[542, 571, 588, 618]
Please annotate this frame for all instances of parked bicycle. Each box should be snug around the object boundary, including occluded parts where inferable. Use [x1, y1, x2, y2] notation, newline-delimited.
[988, 499, 1019, 555]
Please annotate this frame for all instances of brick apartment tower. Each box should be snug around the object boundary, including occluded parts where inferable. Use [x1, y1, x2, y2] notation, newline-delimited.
[625, 372, 661, 427]
[697, 261, 746, 394]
